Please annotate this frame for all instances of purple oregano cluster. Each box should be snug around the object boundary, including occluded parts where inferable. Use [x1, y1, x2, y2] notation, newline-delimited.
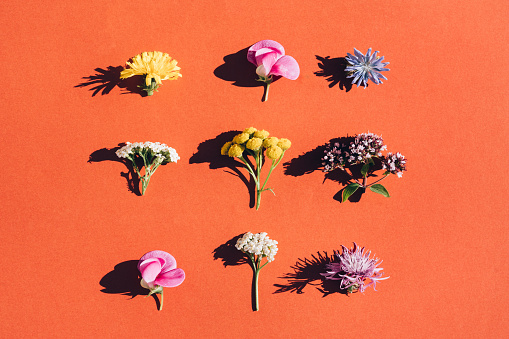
[322, 132, 407, 201]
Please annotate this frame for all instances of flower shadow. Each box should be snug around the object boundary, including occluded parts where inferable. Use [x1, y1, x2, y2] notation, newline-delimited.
[99, 260, 161, 310]
[314, 55, 354, 92]
[273, 252, 348, 297]
[75, 65, 146, 97]
[212, 234, 250, 267]
[189, 131, 256, 208]
[214, 46, 263, 88]
[283, 136, 367, 202]
[88, 144, 141, 196]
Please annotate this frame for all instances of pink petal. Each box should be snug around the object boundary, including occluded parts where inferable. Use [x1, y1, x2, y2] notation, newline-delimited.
[139, 258, 162, 284]
[269, 55, 300, 80]
[155, 268, 186, 288]
[247, 40, 285, 65]
[139, 250, 177, 272]
[255, 49, 280, 74]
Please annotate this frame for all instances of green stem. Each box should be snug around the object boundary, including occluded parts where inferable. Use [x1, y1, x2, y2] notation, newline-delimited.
[252, 268, 259, 311]
[159, 289, 164, 311]
[263, 83, 270, 102]
[141, 174, 151, 195]
[366, 174, 389, 187]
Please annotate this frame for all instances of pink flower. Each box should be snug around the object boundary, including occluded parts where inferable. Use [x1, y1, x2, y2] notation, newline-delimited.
[138, 250, 185, 310]
[321, 243, 389, 294]
[247, 40, 300, 101]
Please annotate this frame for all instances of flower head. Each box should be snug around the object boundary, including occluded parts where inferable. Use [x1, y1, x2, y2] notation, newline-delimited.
[277, 138, 291, 151]
[244, 127, 258, 135]
[246, 137, 263, 151]
[263, 137, 279, 148]
[235, 232, 278, 262]
[221, 141, 233, 156]
[116, 141, 180, 164]
[228, 144, 245, 158]
[382, 152, 407, 177]
[266, 145, 283, 160]
[253, 130, 270, 140]
[120, 51, 181, 95]
[247, 40, 300, 82]
[322, 243, 389, 293]
[138, 250, 185, 310]
[233, 132, 250, 145]
[345, 48, 390, 88]
[322, 133, 386, 171]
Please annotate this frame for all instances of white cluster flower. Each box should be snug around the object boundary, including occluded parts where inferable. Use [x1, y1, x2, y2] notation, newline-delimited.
[382, 152, 407, 177]
[322, 133, 387, 171]
[115, 141, 180, 163]
[235, 232, 279, 262]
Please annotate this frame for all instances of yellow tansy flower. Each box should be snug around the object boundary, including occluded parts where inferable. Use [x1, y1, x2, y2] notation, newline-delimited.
[263, 137, 279, 148]
[233, 133, 250, 144]
[246, 137, 263, 151]
[228, 144, 245, 158]
[277, 138, 291, 150]
[243, 127, 257, 135]
[254, 130, 270, 140]
[266, 146, 283, 160]
[221, 142, 233, 155]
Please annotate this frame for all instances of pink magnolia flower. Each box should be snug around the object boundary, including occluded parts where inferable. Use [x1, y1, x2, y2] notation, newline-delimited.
[138, 250, 185, 310]
[247, 40, 300, 101]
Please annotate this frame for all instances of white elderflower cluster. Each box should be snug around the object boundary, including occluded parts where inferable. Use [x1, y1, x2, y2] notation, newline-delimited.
[116, 141, 180, 163]
[235, 232, 279, 262]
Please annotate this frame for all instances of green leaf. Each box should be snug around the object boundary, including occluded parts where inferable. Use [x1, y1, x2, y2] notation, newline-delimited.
[342, 183, 361, 202]
[370, 184, 390, 197]
[361, 163, 371, 177]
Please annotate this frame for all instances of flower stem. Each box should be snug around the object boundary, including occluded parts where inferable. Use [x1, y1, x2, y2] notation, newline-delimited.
[263, 83, 270, 102]
[141, 174, 151, 195]
[159, 289, 164, 311]
[252, 268, 260, 311]
[366, 174, 389, 187]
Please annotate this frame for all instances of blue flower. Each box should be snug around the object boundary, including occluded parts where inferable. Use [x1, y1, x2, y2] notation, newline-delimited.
[345, 48, 390, 88]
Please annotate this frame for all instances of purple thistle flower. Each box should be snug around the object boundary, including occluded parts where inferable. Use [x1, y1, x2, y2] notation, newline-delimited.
[345, 48, 390, 88]
[321, 243, 389, 293]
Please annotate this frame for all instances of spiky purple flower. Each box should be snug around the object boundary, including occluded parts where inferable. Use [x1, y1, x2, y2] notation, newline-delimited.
[345, 48, 390, 88]
[382, 152, 407, 177]
[321, 243, 389, 293]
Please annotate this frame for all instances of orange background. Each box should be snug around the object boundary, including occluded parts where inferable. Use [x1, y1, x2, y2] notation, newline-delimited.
[2, 0, 508, 337]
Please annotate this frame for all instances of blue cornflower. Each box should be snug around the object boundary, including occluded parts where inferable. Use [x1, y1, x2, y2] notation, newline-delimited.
[345, 48, 390, 88]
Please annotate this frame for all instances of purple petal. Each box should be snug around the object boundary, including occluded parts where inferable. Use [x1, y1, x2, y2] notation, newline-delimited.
[269, 55, 300, 80]
[247, 40, 285, 65]
[155, 268, 186, 287]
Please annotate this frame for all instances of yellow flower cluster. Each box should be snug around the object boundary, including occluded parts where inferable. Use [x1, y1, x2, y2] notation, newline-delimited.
[221, 127, 291, 159]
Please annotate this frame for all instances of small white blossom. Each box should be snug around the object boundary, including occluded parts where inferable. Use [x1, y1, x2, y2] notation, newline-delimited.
[116, 141, 180, 163]
[236, 232, 279, 262]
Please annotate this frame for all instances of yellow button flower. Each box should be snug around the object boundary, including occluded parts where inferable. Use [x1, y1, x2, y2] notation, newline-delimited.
[277, 138, 291, 150]
[243, 127, 258, 135]
[221, 141, 233, 155]
[266, 146, 283, 160]
[254, 130, 270, 140]
[263, 137, 279, 148]
[246, 137, 263, 151]
[228, 144, 245, 158]
[233, 133, 250, 144]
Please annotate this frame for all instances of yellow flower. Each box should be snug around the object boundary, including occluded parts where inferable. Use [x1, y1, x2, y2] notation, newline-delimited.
[277, 138, 291, 150]
[228, 144, 245, 158]
[263, 137, 279, 148]
[266, 146, 283, 160]
[120, 51, 182, 87]
[221, 141, 233, 155]
[243, 127, 257, 135]
[233, 133, 250, 144]
[254, 130, 270, 140]
[246, 137, 263, 151]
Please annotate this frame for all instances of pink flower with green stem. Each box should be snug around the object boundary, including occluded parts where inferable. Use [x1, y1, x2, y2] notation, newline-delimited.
[138, 250, 185, 311]
[247, 40, 300, 102]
